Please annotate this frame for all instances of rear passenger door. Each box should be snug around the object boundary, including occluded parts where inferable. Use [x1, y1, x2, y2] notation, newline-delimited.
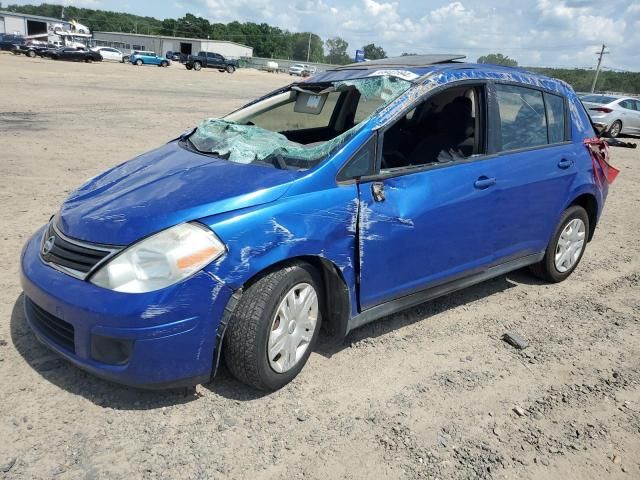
[490, 83, 578, 263]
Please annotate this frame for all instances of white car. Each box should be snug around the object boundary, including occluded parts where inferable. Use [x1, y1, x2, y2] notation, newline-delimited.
[91, 46, 124, 62]
[581, 94, 640, 138]
[288, 63, 317, 76]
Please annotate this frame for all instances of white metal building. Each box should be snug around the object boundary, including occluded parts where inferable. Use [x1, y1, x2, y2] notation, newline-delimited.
[0, 10, 91, 45]
[93, 32, 253, 58]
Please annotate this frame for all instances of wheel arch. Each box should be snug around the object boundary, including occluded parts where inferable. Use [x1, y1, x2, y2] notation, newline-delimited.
[568, 193, 598, 241]
[211, 255, 351, 378]
[240, 255, 351, 339]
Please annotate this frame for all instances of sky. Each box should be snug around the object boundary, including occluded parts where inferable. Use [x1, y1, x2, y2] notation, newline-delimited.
[5, 0, 640, 70]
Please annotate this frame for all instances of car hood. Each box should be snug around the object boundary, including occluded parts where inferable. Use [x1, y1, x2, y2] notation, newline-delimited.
[57, 141, 297, 245]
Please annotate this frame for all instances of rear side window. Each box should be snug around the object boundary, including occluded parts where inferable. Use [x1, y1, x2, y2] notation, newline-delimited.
[619, 99, 635, 110]
[496, 84, 547, 150]
[544, 92, 566, 143]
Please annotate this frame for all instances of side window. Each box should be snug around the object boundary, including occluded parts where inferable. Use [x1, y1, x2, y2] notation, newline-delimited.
[619, 99, 634, 110]
[496, 84, 547, 150]
[250, 91, 341, 131]
[544, 92, 566, 143]
[634, 100, 640, 111]
[380, 85, 484, 170]
[338, 135, 376, 181]
[215, 54, 223, 61]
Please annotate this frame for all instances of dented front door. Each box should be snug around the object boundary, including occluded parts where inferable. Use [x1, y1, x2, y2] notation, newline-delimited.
[357, 161, 500, 310]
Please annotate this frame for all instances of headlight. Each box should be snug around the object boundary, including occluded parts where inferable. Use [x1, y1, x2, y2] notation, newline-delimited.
[90, 223, 225, 293]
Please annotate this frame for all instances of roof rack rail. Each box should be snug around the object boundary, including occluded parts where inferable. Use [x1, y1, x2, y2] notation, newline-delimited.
[331, 54, 466, 70]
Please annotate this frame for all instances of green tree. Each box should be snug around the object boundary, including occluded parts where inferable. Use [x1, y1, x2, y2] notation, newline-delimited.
[325, 36, 350, 64]
[362, 43, 386, 60]
[477, 53, 518, 67]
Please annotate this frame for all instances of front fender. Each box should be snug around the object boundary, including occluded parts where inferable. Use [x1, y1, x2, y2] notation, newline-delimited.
[200, 184, 360, 317]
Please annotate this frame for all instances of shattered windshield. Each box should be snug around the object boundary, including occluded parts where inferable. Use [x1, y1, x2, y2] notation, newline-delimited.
[186, 75, 412, 169]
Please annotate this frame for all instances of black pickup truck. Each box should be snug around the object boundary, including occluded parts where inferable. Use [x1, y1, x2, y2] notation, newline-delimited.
[184, 51, 237, 73]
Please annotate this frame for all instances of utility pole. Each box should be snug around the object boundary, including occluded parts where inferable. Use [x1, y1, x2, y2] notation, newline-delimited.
[306, 32, 311, 63]
[590, 44, 609, 93]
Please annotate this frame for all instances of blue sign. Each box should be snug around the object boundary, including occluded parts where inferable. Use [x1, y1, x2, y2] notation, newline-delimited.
[355, 49, 365, 62]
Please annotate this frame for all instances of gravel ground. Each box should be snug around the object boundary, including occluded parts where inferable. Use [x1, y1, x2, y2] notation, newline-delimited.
[0, 53, 638, 480]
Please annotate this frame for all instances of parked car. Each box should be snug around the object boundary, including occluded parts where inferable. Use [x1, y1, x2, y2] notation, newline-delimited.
[91, 46, 124, 62]
[581, 94, 640, 138]
[0, 33, 25, 51]
[12, 41, 51, 58]
[184, 51, 236, 72]
[165, 50, 183, 61]
[20, 56, 617, 391]
[289, 63, 316, 76]
[49, 47, 102, 63]
[130, 51, 170, 67]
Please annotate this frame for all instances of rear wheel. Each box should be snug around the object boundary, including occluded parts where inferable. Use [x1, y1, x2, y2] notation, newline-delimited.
[135, 59, 143, 66]
[185, 64, 193, 70]
[226, 64, 235, 73]
[223, 262, 322, 390]
[85, 57, 93, 63]
[530, 205, 589, 283]
[27, 50, 36, 58]
[122, 56, 129, 63]
[193, 61, 202, 71]
[160, 60, 168, 67]
[608, 120, 622, 138]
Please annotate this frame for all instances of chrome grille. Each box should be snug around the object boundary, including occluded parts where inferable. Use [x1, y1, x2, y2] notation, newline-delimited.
[40, 222, 121, 279]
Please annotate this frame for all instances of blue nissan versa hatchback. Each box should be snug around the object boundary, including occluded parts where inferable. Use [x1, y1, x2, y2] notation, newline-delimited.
[21, 55, 616, 390]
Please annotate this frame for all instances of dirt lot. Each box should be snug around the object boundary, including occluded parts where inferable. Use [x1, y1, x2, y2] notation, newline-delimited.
[0, 53, 638, 480]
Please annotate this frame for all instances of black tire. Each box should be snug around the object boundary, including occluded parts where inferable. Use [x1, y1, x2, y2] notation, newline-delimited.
[193, 61, 202, 71]
[223, 262, 323, 391]
[226, 64, 235, 73]
[607, 120, 622, 138]
[160, 60, 168, 67]
[135, 59, 143, 66]
[122, 56, 129, 63]
[27, 50, 36, 58]
[529, 205, 589, 283]
[185, 64, 193, 70]
[85, 57, 93, 63]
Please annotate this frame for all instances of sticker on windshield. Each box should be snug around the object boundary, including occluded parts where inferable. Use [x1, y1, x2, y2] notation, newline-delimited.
[368, 69, 419, 81]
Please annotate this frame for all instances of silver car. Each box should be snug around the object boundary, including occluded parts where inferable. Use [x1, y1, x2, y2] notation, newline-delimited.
[581, 94, 640, 138]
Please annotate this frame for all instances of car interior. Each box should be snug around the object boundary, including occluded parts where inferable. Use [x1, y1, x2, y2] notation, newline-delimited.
[380, 86, 484, 170]
[224, 81, 484, 172]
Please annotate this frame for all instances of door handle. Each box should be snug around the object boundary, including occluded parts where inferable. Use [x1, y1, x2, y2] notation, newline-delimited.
[558, 158, 573, 169]
[474, 176, 496, 189]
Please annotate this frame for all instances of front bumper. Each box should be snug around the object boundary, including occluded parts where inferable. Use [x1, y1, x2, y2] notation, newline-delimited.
[20, 227, 233, 388]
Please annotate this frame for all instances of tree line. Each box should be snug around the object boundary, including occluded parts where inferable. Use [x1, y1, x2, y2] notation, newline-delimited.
[3, 3, 388, 64]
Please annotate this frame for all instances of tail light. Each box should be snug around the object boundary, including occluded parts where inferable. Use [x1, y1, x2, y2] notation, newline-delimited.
[589, 107, 613, 113]
[584, 137, 619, 185]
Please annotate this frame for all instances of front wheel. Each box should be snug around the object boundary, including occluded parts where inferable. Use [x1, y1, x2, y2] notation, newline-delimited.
[27, 50, 36, 58]
[226, 64, 235, 73]
[223, 263, 322, 391]
[159, 60, 168, 67]
[193, 61, 202, 71]
[530, 205, 589, 283]
[135, 59, 143, 66]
